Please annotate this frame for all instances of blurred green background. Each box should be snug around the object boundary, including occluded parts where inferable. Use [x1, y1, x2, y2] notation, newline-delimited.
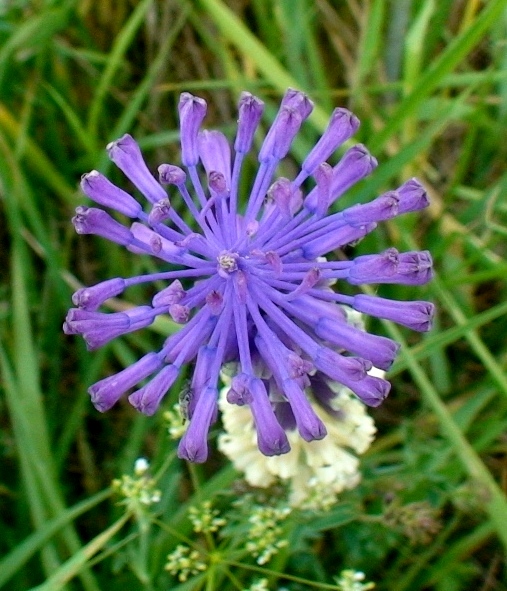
[1, 0, 507, 589]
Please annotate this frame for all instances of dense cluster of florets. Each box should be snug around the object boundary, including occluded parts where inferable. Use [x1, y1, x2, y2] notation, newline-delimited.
[64, 89, 434, 462]
[218, 356, 378, 510]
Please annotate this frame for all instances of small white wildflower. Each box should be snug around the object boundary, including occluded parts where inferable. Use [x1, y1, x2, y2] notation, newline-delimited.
[134, 457, 149, 476]
[165, 544, 207, 582]
[245, 505, 291, 565]
[112, 458, 161, 511]
[335, 569, 375, 591]
[246, 578, 270, 591]
[188, 500, 226, 534]
[342, 307, 366, 331]
[163, 404, 189, 440]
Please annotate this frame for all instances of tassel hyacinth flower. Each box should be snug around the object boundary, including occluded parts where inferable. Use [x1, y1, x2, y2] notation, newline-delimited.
[64, 89, 435, 462]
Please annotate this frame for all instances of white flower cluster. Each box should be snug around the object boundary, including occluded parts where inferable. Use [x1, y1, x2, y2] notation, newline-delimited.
[218, 377, 377, 511]
[163, 403, 189, 440]
[246, 504, 291, 565]
[335, 569, 375, 591]
[245, 578, 270, 591]
[112, 457, 161, 510]
[165, 544, 207, 582]
[188, 500, 226, 534]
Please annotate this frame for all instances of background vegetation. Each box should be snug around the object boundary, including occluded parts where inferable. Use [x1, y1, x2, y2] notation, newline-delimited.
[1, 0, 507, 589]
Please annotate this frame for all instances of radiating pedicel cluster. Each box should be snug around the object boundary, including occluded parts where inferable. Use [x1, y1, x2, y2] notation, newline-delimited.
[64, 89, 434, 463]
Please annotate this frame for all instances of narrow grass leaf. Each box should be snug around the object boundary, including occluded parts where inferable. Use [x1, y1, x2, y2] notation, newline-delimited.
[353, 0, 386, 90]
[0, 490, 111, 589]
[30, 514, 130, 591]
[44, 84, 97, 154]
[197, 0, 330, 130]
[385, 322, 507, 550]
[431, 274, 507, 399]
[369, 0, 507, 151]
[96, 5, 190, 172]
[87, 0, 155, 139]
[0, 104, 75, 204]
[0, 5, 71, 88]
[0, 345, 64, 582]
[390, 299, 507, 375]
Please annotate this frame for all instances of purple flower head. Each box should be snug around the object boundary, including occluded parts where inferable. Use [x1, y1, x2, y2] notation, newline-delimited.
[65, 89, 435, 462]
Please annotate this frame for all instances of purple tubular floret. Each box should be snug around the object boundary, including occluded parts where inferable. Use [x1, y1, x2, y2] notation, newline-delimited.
[301, 222, 377, 259]
[158, 163, 186, 185]
[178, 93, 207, 167]
[81, 171, 142, 217]
[281, 378, 327, 442]
[248, 377, 291, 455]
[314, 317, 400, 371]
[88, 352, 162, 412]
[313, 347, 371, 387]
[304, 144, 377, 213]
[177, 387, 217, 462]
[353, 295, 435, 331]
[107, 134, 167, 203]
[72, 207, 134, 246]
[72, 278, 126, 311]
[258, 89, 312, 163]
[348, 375, 391, 407]
[129, 364, 180, 415]
[198, 130, 232, 186]
[397, 178, 430, 213]
[342, 191, 399, 226]
[300, 108, 360, 177]
[235, 92, 264, 154]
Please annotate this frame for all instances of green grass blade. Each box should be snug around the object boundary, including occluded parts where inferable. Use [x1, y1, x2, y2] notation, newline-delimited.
[95, 5, 190, 172]
[0, 4, 72, 89]
[431, 274, 507, 398]
[29, 514, 130, 591]
[388, 323, 507, 550]
[0, 490, 111, 589]
[1, 137, 101, 591]
[44, 83, 97, 154]
[0, 346, 64, 582]
[352, 0, 386, 91]
[370, 0, 507, 151]
[86, 0, 156, 139]
[390, 299, 507, 375]
[197, 0, 330, 130]
[0, 104, 75, 204]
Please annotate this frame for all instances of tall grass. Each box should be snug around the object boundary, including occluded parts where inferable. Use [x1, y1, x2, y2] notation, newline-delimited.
[1, 0, 507, 589]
